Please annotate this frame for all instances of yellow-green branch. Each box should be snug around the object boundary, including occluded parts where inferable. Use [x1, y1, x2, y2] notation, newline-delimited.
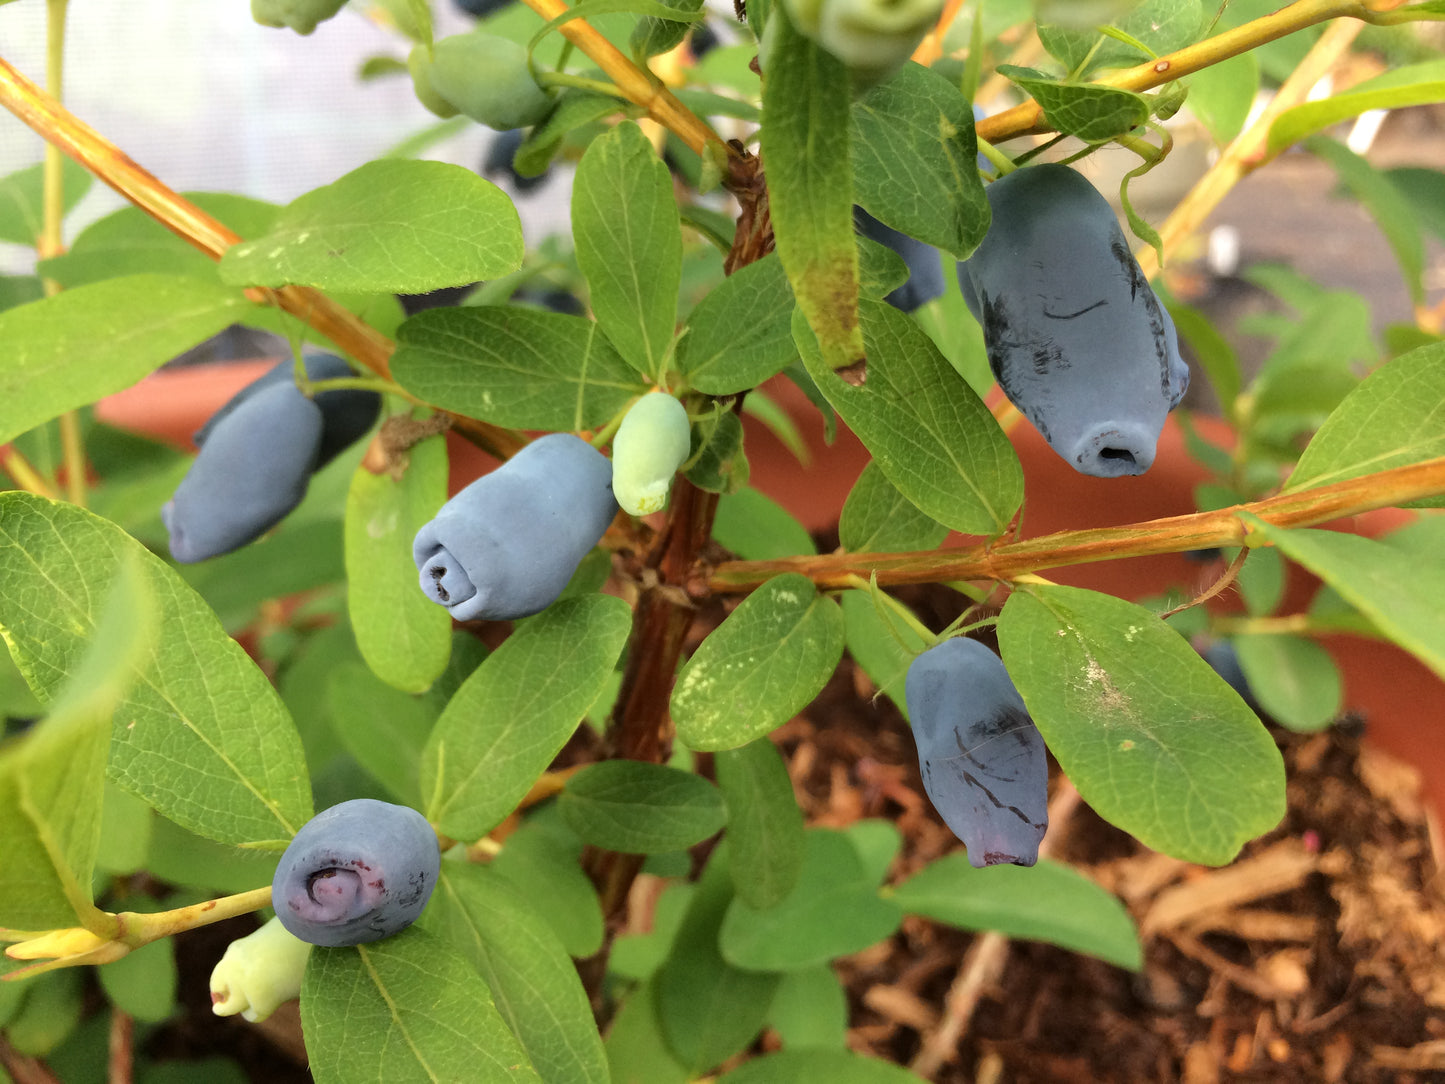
[708, 456, 1445, 594]
[0, 53, 524, 458]
[976, 0, 1406, 145]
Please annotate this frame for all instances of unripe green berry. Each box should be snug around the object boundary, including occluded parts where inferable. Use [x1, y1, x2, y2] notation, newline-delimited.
[251, 0, 348, 35]
[408, 46, 460, 120]
[428, 33, 552, 131]
[210, 917, 312, 1023]
[612, 392, 691, 517]
[781, 0, 943, 84]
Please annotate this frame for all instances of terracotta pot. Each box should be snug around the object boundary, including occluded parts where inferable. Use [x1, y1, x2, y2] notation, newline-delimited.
[97, 363, 1445, 820]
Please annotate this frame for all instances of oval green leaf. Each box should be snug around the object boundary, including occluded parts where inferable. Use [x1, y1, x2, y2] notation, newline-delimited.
[715, 739, 805, 910]
[891, 852, 1142, 970]
[345, 430, 452, 694]
[558, 761, 726, 853]
[220, 159, 523, 292]
[997, 584, 1285, 866]
[671, 573, 844, 751]
[0, 494, 312, 847]
[392, 307, 648, 430]
[420, 595, 632, 840]
[301, 927, 540, 1084]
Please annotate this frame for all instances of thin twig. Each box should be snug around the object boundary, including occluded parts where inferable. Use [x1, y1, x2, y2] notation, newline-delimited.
[0, 1034, 64, 1084]
[1157, 545, 1249, 620]
[106, 1010, 134, 1084]
[910, 782, 1085, 1078]
[709, 455, 1445, 595]
[1134, 14, 1364, 279]
[1, 446, 59, 498]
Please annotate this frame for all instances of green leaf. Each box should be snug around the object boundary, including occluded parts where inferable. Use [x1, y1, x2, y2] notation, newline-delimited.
[1267, 65, 1445, 156]
[850, 62, 990, 258]
[1185, 52, 1258, 144]
[716, 1048, 934, 1083]
[516, 90, 634, 177]
[38, 194, 280, 287]
[489, 811, 604, 959]
[891, 852, 1142, 969]
[1240, 515, 1445, 683]
[712, 488, 816, 562]
[0, 495, 312, 847]
[998, 67, 1150, 142]
[765, 966, 848, 1050]
[684, 409, 749, 494]
[996, 584, 1285, 865]
[558, 761, 726, 853]
[174, 520, 345, 633]
[1234, 545, 1285, 617]
[572, 120, 682, 378]
[301, 928, 541, 1084]
[325, 661, 436, 805]
[0, 274, 44, 313]
[1308, 136, 1424, 305]
[95, 782, 153, 876]
[715, 739, 806, 910]
[839, 460, 951, 554]
[760, 11, 863, 374]
[1284, 335, 1445, 498]
[797, 298, 1023, 536]
[1233, 633, 1341, 733]
[842, 819, 901, 886]
[97, 925, 177, 1023]
[609, 883, 693, 981]
[1038, 0, 1204, 76]
[677, 254, 797, 394]
[392, 307, 648, 430]
[839, 590, 928, 722]
[423, 863, 608, 1084]
[0, 159, 92, 246]
[220, 159, 524, 292]
[345, 431, 452, 693]
[672, 574, 844, 751]
[0, 275, 249, 446]
[144, 815, 280, 896]
[656, 847, 781, 1074]
[0, 557, 156, 930]
[718, 829, 902, 971]
[605, 978, 690, 1084]
[421, 595, 632, 839]
[631, 0, 703, 61]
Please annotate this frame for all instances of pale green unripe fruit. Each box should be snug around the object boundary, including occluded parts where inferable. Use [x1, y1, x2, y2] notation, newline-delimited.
[408, 46, 460, 119]
[781, 0, 943, 83]
[210, 917, 312, 1023]
[428, 33, 552, 131]
[612, 393, 691, 517]
[1033, 0, 1144, 29]
[251, 0, 348, 34]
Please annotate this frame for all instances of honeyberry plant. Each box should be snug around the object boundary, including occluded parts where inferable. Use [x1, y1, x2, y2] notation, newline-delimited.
[2, 0, 1445, 1079]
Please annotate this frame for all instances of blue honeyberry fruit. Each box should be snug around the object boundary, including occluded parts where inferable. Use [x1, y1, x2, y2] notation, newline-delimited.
[904, 637, 1049, 867]
[454, 0, 515, 16]
[163, 354, 380, 564]
[412, 432, 618, 621]
[272, 799, 440, 948]
[855, 208, 945, 313]
[611, 392, 692, 517]
[428, 33, 552, 131]
[957, 163, 1190, 478]
[251, 0, 348, 34]
[483, 129, 548, 194]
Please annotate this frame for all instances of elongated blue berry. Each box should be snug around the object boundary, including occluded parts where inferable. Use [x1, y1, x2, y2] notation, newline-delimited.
[904, 637, 1048, 867]
[272, 799, 440, 948]
[957, 163, 1190, 478]
[413, 432, 618, 621]
[162, 354, 380, 563]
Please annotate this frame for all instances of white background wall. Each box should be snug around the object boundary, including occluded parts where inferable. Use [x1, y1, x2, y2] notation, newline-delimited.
[0, 1, 576, 274]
